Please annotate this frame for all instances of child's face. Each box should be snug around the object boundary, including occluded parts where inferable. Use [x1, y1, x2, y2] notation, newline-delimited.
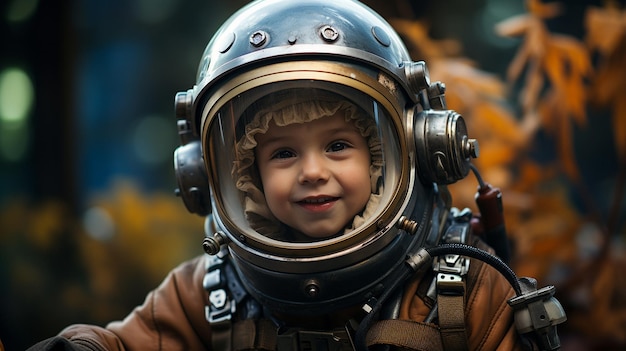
[255, 112, 372, 239]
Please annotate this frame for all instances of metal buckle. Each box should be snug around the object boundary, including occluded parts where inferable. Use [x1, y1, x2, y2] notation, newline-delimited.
[203, 255, 237, 324]
[433, 211, 471, 295]
[434, 254, 468, 296]
[205, 288, 236, 323]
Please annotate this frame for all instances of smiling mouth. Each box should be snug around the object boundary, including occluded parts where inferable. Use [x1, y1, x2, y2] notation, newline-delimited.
[297, 196, 339, 211]
[299, 197, 338, 204]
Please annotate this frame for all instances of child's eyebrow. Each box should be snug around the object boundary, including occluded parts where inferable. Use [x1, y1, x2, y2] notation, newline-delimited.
[256, 135, 288, 146]
[328, 125, 364, 136]
[257, 122, 362, 146]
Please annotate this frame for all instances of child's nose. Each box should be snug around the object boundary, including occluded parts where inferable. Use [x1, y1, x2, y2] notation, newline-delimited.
[298, 153, 329, 184]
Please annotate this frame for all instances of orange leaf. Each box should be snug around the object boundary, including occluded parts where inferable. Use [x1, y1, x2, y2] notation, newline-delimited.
[547, 36, 592, 124]
[526, 0, 563, 19]
[552, 35, 593, 76]
[520, 60, 543, 113]
[495, 14, 533, 38]
[473, 140, 517, 168]
[557, 112, 580, 181]
[389, 19, 458, 60]
[541, 44, 568, 94]
[472, 102, 526, 147]
[514, 160, 548, 191]
[585, 3, 626, 55]
[440, 59, 504, 98]
[590, 61, 620, 105]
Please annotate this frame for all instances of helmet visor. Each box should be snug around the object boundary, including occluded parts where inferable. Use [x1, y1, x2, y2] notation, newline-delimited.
[203, 81, 403, 255]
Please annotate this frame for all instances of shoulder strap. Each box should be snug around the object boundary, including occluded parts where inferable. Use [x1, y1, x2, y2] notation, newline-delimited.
[366, 319, 443, 351]
[437, 294, 468, 351]
[203, 251, 279, 351]
[233, 318, 277, 351]
[433, 208, 472, 351]
[203, 254, 234, 351]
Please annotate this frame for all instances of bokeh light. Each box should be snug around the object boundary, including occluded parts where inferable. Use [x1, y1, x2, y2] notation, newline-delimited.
[0, 67, 34, 162]
[5, 0, 39, 23]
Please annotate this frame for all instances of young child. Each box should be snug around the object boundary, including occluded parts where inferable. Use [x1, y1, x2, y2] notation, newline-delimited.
[28, 0, 565, 350]
[232, 89, 382, 242]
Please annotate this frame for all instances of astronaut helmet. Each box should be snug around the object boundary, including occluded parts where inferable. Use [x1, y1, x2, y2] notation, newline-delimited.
[173, 0, 476, 314]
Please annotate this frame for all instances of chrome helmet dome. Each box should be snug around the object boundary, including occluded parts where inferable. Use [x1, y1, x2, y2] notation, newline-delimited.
[173, 0, 477, 315]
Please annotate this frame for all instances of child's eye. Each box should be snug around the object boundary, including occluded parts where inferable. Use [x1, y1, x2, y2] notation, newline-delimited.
[272, 149, 295, 159]
[328, 141, 349, 152]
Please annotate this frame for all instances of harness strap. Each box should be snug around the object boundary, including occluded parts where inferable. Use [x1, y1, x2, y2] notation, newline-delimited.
[233, 319, 255, 350]
[366, 319, 444, 351]
[257, 319, 279, 350]
[233, 318, 277, 351]
[211, 320, 233, 351]
[433, 208, 472, 351]
[437, 294, 468, 351]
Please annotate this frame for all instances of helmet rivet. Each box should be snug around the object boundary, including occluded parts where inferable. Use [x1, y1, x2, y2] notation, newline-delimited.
[320, 25, 339, 42]
[371, 26, 391, 47]
[288, 32, 297, 44]
[250, 30, 268, 47]
[216, 32, 236, 53]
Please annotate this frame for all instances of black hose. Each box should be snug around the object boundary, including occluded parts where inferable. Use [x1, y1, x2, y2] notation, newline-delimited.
[470, 163, 485, 188]
[426, 243, 521, 295]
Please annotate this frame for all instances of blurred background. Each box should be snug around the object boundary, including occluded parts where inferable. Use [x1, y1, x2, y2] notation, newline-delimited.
[1, 0, 624, 350]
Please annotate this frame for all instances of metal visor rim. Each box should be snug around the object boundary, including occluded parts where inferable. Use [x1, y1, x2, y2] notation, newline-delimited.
[200, 61, 410, 261]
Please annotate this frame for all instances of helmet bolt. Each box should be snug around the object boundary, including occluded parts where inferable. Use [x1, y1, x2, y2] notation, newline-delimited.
[250, 30, 268, 47]
[202, 232, 229, 255]
[320, 25, 339, 42]
[202, 237, 220, 255]
[398, 216, 419, 235]
[305, 283, 320, 298]
[464, 138, 479, 159]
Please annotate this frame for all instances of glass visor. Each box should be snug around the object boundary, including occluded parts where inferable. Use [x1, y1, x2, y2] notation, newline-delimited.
[202, 81, 403, 254]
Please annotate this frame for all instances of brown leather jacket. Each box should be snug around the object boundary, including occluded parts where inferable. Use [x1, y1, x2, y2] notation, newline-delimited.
[31, 242, 524, 351]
